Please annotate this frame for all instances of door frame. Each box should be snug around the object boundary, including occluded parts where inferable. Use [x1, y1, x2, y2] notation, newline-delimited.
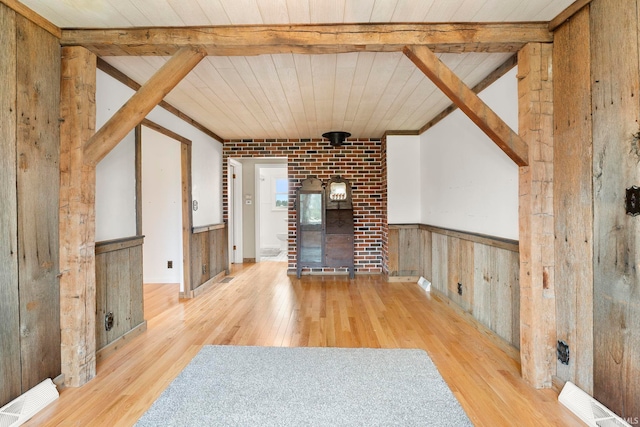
[254, 161, 288, 262]
[228, 158, 243, 263]
[138, 119, 192, 296]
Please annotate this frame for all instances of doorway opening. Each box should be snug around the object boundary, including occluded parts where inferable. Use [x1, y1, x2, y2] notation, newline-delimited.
[140, 121, 192, 296]
[255, 163, 288, 262]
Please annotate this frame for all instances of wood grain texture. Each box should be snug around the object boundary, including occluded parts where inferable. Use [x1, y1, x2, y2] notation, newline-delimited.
[60, 23, 553, 56]
[23, 262, 583, 427]
[420, 228, 432, 281]
[431, 233, 448, 295]
[59, 46, 97, 387]
[181, 142, 193, 296]
[386, 227, 399, 276]
[135, 125, 142, 235]
[549, 0, 593, 31]
[404, 45, 529, 166]
[591, 0, 640, 418]
[0, 0, 60, 38]
[84, 47, 205, 165]
[15, 14, 61, 391]
[95, 237, 145, 351]
[419, 54, 517, 134]
[553, 5, 594, 394]
[0, 3, 21, 407]
[517, 42, 556, 389]
[397, 226, 420, 276]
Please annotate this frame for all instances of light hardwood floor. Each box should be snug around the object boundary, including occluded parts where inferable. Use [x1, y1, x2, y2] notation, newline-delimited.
[26, 261, 582, 426]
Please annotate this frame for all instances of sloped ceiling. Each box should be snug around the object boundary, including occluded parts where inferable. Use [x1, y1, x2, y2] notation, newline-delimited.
[20, 0, 573, 140]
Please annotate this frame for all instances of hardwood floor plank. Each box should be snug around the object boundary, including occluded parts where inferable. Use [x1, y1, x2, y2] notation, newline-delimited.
[24, 262, 582, 426]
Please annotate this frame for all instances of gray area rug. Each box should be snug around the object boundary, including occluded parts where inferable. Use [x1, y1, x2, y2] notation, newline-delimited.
[135, 346, 472, 426]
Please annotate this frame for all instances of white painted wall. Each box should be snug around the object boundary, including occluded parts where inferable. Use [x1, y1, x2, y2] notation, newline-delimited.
[141, 127, 183, 284]
[386, 68, 519, 240]
[96, 70, 222, 283]
[387, 134, 421, 224]
[94, 68, 223, 243]
[95, 71, 137, 241]
[95, 133, 136, 241]
[422, 68, 519, 240]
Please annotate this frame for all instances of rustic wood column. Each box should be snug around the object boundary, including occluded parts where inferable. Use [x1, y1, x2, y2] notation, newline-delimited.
[517, 43, 556, 388]
[59, 46, 97, 387]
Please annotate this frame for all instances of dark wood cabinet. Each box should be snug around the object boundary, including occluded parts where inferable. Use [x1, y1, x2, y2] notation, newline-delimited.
[296, 176, 354, 278]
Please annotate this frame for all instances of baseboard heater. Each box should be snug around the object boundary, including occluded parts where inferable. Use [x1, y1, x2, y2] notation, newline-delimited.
[559, 381, 631, 426]
[0, 378, 59, 427]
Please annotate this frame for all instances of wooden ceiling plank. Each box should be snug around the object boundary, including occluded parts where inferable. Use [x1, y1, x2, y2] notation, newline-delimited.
[403, 45, 528, 166]
[60, 22, 553, 56]
[84, 46, 206, 165]
[419, 54, 517, 133]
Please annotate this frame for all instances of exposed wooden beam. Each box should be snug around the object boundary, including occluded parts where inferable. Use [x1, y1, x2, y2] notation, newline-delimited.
[403, 45, 528, 166]
[0, 0, 60, 38]
[84, 47, 206, 165]
[61, 22, 553, 56]
[419, 55, 517, 133]
[59, 46, 97, 387]
[517, 42, 555, 389]
[549, 0, 593, 31]
[97, 58, 223, 142]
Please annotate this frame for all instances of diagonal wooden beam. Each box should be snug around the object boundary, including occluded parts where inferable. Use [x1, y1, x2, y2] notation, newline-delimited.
[419, 55, 517, 134]
[84, 46, 206, 165]
[403, 45, 528, 166]
[60, 23, 553, 56]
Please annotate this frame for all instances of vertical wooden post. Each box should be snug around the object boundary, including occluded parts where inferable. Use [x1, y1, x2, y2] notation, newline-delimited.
[59, 46, 97, 387]
[517, 43, 556, 388]
[0, 4, 21, 406]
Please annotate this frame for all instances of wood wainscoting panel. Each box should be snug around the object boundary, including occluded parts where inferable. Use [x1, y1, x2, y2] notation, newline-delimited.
[191, 224, 229, 294]
[431, 232, 449, 295]
[391, 224, 520, 349]
[95, 237, 145, 352]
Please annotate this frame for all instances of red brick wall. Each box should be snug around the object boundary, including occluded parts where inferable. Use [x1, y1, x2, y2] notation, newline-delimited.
[223, 138, 385, 274]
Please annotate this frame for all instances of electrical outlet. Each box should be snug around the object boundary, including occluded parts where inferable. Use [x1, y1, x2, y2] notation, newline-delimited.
[167, 260, 173, 269]
[202, 265, 207, 274]
[457, 282, 463, 296]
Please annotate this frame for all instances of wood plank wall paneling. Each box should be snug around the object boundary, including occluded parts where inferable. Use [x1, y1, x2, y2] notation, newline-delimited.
[388, 225, 520, 349]
[0, 4, 21, 407]
[420, 229, 432, 280]
[473, 244, 519, 346]
[95, 237, 145, 351]
[15, 13, 61, 391]
[431, 233, 449, 295]
[591, 0, 640, 417]
[399, 226, 421, 276]
[190, 226, 229, 293]
[553, 5, 594, 394]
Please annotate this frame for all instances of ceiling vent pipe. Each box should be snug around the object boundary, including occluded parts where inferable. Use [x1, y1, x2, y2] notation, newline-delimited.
[322, 131, 351, 147]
